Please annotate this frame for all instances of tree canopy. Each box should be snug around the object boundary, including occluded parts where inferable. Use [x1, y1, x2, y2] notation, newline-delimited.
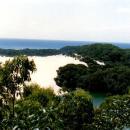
[0, 55, 36, 121]
[55, 64, 87, 91]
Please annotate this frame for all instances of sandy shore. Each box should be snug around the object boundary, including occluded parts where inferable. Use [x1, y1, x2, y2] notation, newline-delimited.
[0, 55, 86, 92]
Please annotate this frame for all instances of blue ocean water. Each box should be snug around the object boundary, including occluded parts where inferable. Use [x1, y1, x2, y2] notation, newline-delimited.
[0, 39, 89, 49]
[0, 39, 129, 49]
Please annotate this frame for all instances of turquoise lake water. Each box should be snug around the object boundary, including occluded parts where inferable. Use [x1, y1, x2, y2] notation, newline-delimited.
[91, 92, 106, 107]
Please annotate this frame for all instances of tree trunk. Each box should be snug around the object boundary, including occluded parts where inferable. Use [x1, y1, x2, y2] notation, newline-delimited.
[12, 91, 15, 117]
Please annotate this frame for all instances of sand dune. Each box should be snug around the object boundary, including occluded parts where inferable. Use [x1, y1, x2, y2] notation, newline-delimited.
[0, 55, 86, 92]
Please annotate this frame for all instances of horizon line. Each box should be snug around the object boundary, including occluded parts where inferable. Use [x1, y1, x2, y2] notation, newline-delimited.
[0, 37, 129, 44]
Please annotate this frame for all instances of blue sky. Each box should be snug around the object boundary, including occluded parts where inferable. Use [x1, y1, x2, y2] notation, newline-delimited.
[0, 0, 130, 42]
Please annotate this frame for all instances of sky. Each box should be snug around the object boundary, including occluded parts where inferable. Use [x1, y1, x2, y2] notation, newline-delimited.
[0, 0, 130, 42]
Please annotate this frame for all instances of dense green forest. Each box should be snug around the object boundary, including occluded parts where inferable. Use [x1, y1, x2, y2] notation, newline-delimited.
[54, 44, 130, 95]
[0, 43, 130, 61]
[61, 44, 130, 64]
[0, 48, 60, 56]
[1, 44, 130, 129]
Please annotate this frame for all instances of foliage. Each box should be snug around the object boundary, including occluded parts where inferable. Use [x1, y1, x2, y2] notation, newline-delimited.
[0, 55, 36, 121]
[52, 89, 94, 130]
[55, 62, 130, 95]
[55, 64, 87, 91]
[84, 65, 130, 95]
[0, 48, 60, 56]
[61, 43, 129, 65]
[1, 85, 94, 130]
[23, 83, 55, 107]
[0, 84, 63, 130]
[88, 95, 130, 130]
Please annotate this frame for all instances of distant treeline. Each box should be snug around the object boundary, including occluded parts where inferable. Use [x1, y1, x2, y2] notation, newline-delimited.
[0, 48, 60, 56]
[0, 44, 130, 62]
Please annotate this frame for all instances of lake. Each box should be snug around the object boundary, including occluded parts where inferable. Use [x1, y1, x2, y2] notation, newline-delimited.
[91, 92, 106, 107]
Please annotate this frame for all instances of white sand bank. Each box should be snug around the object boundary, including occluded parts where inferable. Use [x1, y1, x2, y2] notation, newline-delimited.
[0, 55, 86, 92]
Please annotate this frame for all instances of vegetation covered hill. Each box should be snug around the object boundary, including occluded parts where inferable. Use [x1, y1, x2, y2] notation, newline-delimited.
[61, 43, 130, 64]
[54, 44, 130, 95]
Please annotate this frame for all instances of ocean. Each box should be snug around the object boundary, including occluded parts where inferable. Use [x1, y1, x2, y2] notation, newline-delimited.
[0, 39, 88, 49]
[0, 39, 130, 49]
